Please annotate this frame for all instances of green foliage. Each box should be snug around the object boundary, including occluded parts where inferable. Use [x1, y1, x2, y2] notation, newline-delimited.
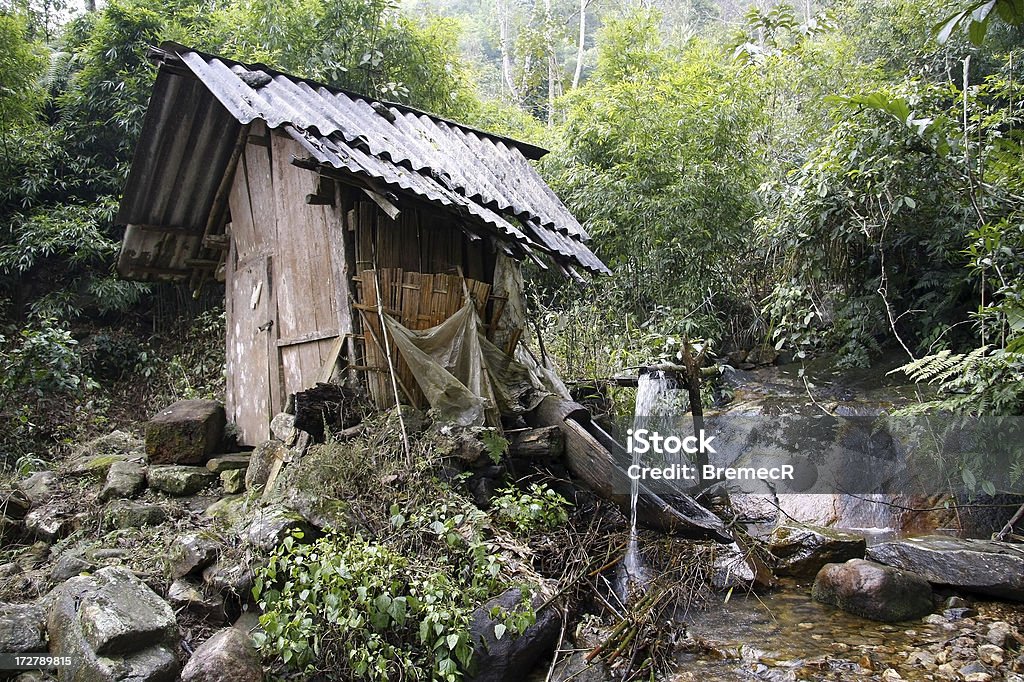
[254, 532, 482, 679]
[491, 482, 571, 534]
[480, 429, 508, 465]
[547, 10, 764, 339]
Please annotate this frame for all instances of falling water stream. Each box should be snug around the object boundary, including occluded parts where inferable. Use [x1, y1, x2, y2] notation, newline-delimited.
[620, 370, 683, 597]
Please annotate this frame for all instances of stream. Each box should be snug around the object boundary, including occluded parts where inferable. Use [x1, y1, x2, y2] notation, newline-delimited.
[619, 358, 1024, 681]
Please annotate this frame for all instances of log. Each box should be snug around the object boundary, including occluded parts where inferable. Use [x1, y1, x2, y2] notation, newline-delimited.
[293, 383, 361, 441]
[527, 397, 730, 542]
[506, 426, 564, 460]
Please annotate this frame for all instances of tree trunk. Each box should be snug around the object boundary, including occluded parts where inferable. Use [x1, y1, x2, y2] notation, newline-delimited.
[572, 0, 589, 89]
[499, 0, 520, 102]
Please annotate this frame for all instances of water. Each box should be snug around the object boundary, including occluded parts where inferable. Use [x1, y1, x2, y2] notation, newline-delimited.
[620, 370, 686, 597]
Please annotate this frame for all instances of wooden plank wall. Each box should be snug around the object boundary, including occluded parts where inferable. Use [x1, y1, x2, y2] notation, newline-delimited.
[225, 125, 355, 444]
[358, 268, 491, 409]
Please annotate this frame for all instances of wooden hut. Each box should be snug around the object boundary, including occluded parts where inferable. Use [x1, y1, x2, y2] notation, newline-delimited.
[117, 43, 608, 446]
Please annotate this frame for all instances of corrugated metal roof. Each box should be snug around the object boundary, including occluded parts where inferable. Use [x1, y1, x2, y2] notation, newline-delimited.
[117, 42, 608, 280]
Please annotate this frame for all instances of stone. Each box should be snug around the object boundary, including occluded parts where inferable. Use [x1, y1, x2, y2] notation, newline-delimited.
[711, 543, 756, 590]
[17, 471, 58, 506]
[244, 506, 316, 552]
[867, 536, 1024, 601]
[103, 500, 167, 529]
[812, 559, 934, 622]
[47, 566, 179, 681]
[270, 413, 297, 445]
[551, 651, 611, 682]
[206, 455, 251, 474]
[986, 621, 1014, 648]
[202, 560, 253, 598]
[24, 505, 71, 542]
[221, 469, 246, 494]
[466, 588, 560, 682]
[244, 440, 287, 491]
[145, 400, 226, 465]
[167, 579, 226, 621]
[768, 523, 866, 577]
[0, 602, 47, 653]
[181, 627, 264, 682]
[978, 644, 1004, 666]
[49, 567, 178, 655]
[69, 431, 145, 476]
[881, 669, 902, 681]
[168, 533, 219, 578]
[204, 495, 251, 528]
[98, 460, 147, 502]
[51, 552, 93, 582]
[148, 465, 218, 496]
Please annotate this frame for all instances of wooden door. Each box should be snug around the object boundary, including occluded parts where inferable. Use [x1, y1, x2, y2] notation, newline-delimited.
[225, 250, 273, 444]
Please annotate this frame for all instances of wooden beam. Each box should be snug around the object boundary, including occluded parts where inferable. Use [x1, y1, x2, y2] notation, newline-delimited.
[362, 188, 401, 220]
[275, 328, 341, 348]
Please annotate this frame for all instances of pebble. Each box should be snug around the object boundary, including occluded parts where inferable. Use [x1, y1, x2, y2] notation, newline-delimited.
[985, 621, 1014, 648]
[881, 668, 902, 681]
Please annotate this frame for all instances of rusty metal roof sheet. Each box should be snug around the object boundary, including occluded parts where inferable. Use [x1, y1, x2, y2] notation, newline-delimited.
[117, 42, 608, 280]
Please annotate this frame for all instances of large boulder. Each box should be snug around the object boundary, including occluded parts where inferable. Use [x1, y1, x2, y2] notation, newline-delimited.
[466, 588, 561, 682]
[17, 471, 58, 506]
[148, 465, 218, 496]
[867, 536, 1024, 601]
[768, 523, 866, 578]
[812, 558, 933, 622]
[145, 400, 226, 465]
[181, 627, 263, 682]
[0, 602, 47, 653]
[47, 566, 180, 681]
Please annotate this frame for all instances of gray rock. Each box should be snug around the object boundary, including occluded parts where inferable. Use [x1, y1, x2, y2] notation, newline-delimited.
[466, 588, 560, 682]
[221, 469, 246, 494]
[181, 627, 263, 682]
[244, 441, 287, 491]
[24, 505, 71, 542]
[17, 471, 57, 506]
[99, 460, 147, 502]
[50, 552, 94, 582]
[167, 579, 226, 622]
[768, 523, 866, 578]
[69, 431, 145, 477]
[812, 558, 933, 622]
[201, 560, 253, 598]
[47, 566, 179, 681]
[148, 465, 218, 496]
[145, 400, 225, 466]
[986, 621, 1015, 648]
[551, 651, 611, 682]
[206, 455, 251, 474]
[867, 536, 1024, 601]
[168, 533, 219, 578]
[0, 602, 46, 653]
[270, 413, 297, 445]
[711, 543, 756, 590]
[103, 500, 167, 530]
[204, 495, 251, 528]
[244, 507, 315, 552]
[49, 566, 178, 656]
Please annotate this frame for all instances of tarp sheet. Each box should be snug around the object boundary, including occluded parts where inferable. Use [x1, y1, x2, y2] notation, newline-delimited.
[382, 301, 547, 426]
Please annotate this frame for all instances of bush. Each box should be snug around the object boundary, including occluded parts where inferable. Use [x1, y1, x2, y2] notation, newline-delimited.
[491, 483, 571, 534]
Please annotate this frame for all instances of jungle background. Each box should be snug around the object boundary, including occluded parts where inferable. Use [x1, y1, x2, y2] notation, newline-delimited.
[1, 0, 1023, 467]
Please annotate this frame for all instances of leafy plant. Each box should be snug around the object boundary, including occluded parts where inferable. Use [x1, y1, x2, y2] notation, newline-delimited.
[491, 483, 571, 534]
